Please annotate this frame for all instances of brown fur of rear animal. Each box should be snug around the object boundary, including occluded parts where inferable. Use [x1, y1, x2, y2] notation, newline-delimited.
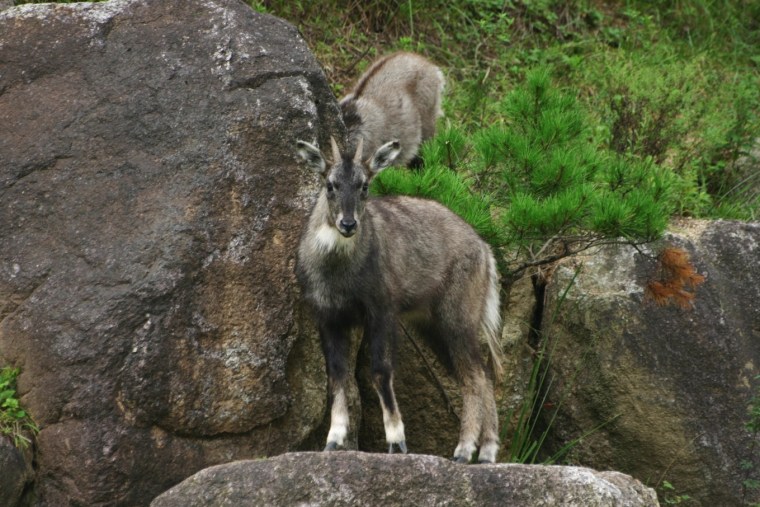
[340, 52, 445, 167]
[295, 137, 504, 463]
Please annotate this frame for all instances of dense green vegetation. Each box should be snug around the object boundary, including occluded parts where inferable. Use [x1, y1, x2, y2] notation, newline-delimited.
[250, 0, 759, 226]
[0, 367, 38, 448]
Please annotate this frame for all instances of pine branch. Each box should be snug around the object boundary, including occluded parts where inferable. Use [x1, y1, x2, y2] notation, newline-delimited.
[506, 236, 652, 280]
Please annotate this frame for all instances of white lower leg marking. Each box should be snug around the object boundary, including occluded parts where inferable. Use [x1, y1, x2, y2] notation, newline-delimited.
[454, 441, 477, 461]
[326, 388, 348, 446]
[478, 441, 499, 463]
[377, 390, 406, 444]
[384, 414, 406, 444]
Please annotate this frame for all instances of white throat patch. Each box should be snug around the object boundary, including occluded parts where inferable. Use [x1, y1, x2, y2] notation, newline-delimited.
[312, 223, 356, 254]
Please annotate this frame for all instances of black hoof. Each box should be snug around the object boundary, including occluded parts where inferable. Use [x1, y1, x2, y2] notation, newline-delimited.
[450, 456, 469, 464]
[324, 441, 339, 451]
[477, 459, 494, 464]
[388, 441, 408, 454]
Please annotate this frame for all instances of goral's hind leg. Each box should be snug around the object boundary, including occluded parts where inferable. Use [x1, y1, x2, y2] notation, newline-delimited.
[477, 379, 499, 463]
[437, 253, 501, 463]
[443, 323, 497, 463]
[451, 364, 499, 463]
[452, 369, 486, 463]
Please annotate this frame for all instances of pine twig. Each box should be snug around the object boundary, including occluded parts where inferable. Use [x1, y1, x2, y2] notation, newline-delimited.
[399, 321, 460, 421]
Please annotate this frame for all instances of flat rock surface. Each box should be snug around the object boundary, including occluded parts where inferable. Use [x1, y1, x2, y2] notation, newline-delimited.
[151, 451, 659, 507]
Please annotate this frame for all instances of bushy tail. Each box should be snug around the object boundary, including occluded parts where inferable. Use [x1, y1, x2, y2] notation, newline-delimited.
[482, 252, 504, 382]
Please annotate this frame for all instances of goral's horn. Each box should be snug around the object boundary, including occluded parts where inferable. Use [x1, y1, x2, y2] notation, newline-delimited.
[330, 136, 341, 164]
[353, 137, 364, 164]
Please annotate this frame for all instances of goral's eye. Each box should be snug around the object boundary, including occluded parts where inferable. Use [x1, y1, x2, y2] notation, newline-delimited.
[362, 183, 369, 192]
[326, 181, 334, 192]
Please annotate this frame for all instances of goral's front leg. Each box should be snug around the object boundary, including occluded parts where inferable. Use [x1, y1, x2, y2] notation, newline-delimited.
[321, 320, 352, 452]
[325, 386, 349, 451]
[366, 314, 408, 455]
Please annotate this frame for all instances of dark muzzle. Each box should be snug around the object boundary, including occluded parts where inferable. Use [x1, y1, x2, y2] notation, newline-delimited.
[339, 218, 357, 237]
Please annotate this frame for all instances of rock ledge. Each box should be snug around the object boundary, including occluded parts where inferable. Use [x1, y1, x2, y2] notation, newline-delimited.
[151, 451, 659, 507]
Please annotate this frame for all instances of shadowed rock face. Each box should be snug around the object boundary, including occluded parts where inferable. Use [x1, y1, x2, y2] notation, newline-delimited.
[150, 451, 659, 507]
[543, 220, 760, 506]
[0, 0, 343, 504]
[0, 438, 33, 507]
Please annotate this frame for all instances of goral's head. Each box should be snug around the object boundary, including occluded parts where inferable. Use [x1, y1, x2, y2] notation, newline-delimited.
[297, 137, 400, 237]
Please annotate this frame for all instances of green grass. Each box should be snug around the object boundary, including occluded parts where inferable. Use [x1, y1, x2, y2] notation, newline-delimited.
[0, 367, 38, 449]
[14, 0, 757, 218]
[250, 0, 759, 221]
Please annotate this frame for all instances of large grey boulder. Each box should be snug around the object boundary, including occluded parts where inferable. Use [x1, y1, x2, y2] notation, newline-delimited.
[542, 219, 760, 505]
[150, 451, 659, 507]
[0, 0, 342, 504]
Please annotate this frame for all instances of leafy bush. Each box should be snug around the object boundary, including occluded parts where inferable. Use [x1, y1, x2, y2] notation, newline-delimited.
[573, 47, 759, 219]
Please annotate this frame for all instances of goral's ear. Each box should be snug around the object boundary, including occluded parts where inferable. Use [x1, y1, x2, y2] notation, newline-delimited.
[296, 140, 327, 176]
[369, 140, 401, 175]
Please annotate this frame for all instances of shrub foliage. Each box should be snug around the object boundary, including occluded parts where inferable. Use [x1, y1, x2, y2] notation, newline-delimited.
[374, 69, 673, 278]
[0, 367, 38, 448]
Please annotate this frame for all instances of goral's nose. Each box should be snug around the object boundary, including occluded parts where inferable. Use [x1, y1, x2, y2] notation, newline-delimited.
[340, 218, 357, 235]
